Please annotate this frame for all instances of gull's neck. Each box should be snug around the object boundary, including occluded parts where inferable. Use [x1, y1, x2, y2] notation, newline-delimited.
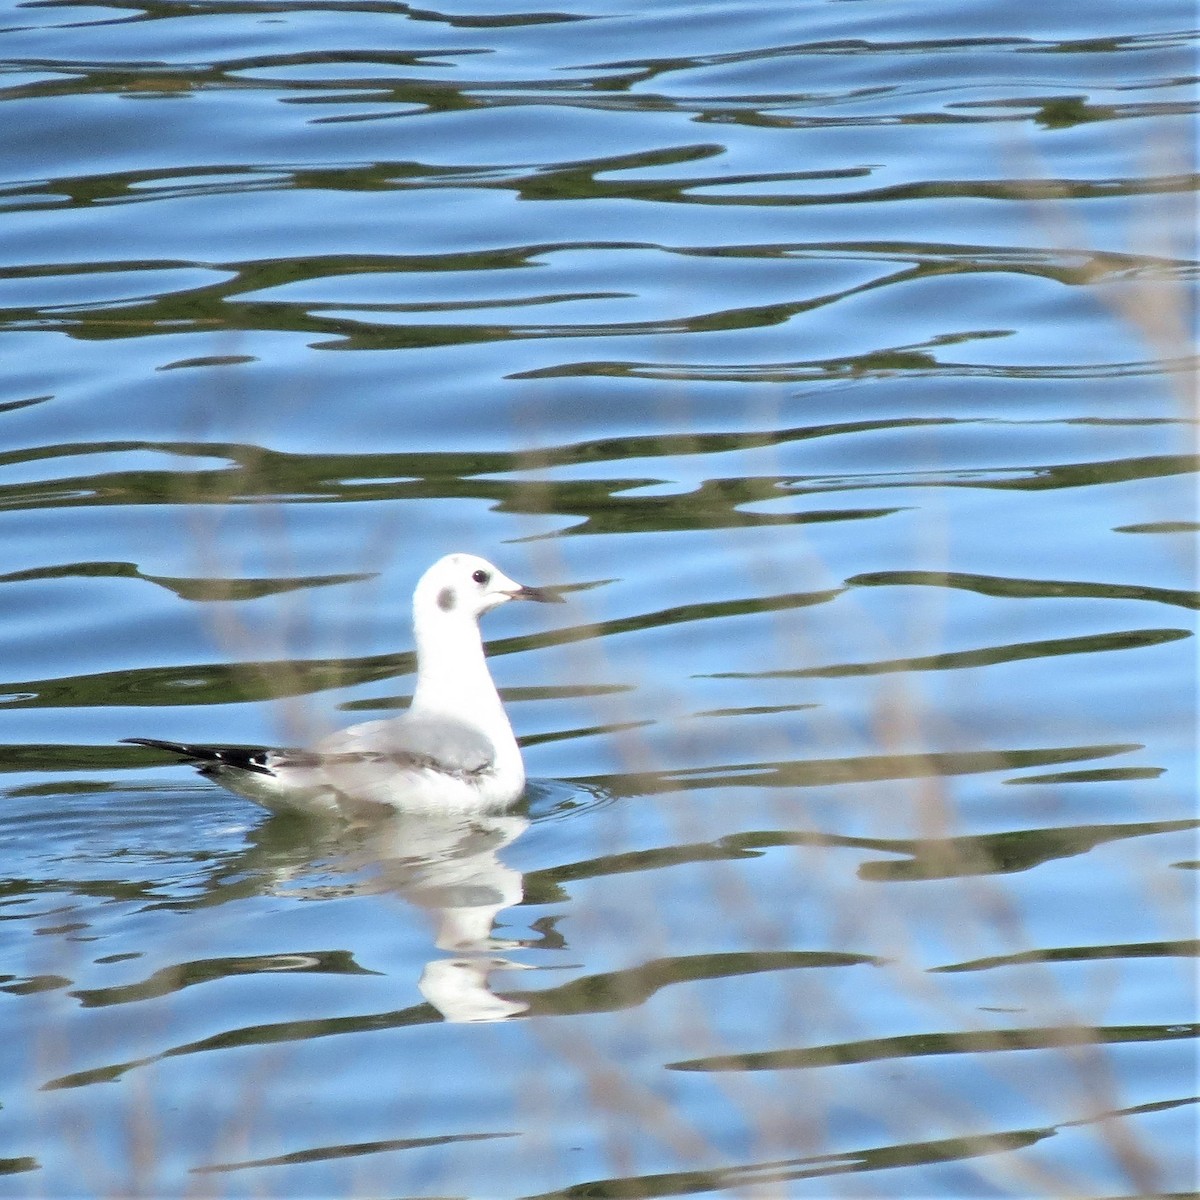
[409, 606, 513, 746]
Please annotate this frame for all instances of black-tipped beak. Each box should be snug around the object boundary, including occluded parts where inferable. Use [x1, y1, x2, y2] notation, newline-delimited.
[509, 584, 566, 604]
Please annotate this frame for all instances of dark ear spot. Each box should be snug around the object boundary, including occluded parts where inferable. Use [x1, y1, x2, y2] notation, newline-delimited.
[437, 586, 456, 612]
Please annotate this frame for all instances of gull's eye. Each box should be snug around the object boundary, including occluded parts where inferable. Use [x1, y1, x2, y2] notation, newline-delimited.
[472, 569, 490, 585]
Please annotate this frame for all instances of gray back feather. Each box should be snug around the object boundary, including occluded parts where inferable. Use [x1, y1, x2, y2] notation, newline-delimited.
[314, 714, 495, 777]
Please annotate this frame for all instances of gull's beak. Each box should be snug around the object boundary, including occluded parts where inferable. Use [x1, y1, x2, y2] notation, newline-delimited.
[508, 583, 566, 604]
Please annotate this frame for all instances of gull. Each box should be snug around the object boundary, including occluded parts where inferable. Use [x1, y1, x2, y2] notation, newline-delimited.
[124, 553, 563, 815]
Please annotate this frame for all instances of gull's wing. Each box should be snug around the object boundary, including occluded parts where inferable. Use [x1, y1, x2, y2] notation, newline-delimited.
[315, 713, 495, 778]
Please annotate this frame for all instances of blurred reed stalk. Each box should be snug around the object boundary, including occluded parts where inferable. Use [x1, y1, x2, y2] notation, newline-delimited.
[501, 144, 1196, 1198]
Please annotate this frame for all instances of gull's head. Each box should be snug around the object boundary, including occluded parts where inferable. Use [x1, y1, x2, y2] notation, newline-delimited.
[415, 553, 564, 622]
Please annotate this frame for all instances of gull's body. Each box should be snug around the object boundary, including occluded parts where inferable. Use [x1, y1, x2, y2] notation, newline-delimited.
[125, 554, 562, 815]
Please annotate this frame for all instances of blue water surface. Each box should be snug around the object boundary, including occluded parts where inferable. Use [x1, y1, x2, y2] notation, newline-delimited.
[0, 0, 1196, 1195]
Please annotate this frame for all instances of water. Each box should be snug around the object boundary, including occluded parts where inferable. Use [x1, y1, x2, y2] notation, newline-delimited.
[0, 0, 1196, 1195]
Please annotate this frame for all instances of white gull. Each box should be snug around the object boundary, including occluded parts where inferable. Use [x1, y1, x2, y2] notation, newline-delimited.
[125, 553, 564, 815]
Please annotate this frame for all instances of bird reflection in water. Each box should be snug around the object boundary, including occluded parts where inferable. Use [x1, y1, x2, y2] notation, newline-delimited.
[364, 810, 531, 1022]
[252, 806, 533, 1023]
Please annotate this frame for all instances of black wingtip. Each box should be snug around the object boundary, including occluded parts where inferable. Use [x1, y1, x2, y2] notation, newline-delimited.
[123, 738, 276, 776]
[122, 737, 199, 757]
